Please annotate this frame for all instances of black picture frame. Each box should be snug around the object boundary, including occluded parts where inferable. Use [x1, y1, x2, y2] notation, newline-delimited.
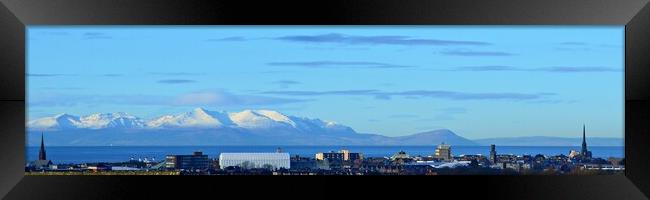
[1, 0, 649, 199]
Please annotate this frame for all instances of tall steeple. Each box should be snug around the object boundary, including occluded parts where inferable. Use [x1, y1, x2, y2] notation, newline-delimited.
[38, 133, 47, 160]
[581, 124, 588, 156]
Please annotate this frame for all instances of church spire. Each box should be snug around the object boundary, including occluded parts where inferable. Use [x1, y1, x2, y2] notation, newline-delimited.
[39, 133, 47, 160]
[583, 124, 586, 142]
[581, 124, 588, 156]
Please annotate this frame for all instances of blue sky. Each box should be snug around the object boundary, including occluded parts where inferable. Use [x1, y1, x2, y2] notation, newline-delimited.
[27, 26, 624, 139]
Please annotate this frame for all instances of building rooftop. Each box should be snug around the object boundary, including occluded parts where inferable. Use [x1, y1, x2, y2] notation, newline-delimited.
[437, 143, 451, 149]
[219, 152, 290, 160]
[391, 151, 410, 159]
[28, 160, 52, 168]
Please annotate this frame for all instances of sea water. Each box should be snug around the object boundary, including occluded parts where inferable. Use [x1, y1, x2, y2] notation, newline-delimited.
[25, 146, 624, 164]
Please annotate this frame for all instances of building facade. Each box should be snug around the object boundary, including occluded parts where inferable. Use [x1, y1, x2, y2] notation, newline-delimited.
[315, 149, 363, 161]
[219, 153, 290, 170]
[434, 143, 452, 161]
[165, 151, 210, 170]
[316, 151, 344, 160]
[489, 144, 497, 164]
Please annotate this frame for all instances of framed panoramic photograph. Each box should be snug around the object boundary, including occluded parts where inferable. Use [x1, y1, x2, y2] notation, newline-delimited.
[1, 0, 650, 199]
[23, 26, 625, 174]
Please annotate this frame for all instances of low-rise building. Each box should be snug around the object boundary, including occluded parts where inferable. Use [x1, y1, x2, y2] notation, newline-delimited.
[391, 150, 411, 160]
[315, 149, 363, 161]
[87, 164, 111, 171]
[27, 160, 52, 171]
[290, 155, 317, 170]
[316, 151, 344, 160]
[219, 152, 290, 170]
[165, 151, 210, 171]
[568, 150, 581, 159]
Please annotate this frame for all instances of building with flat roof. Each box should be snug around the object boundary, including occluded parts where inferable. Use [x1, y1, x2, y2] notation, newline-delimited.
[315, 149, 363, 161]
[219, 153, 290, 170]
[434, 143, 452, 161]
[316, 151, 343, 161]
[165, 151, 210, 171]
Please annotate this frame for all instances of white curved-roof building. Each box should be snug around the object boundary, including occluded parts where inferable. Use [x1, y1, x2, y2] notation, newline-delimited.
[219, 153, 290, 170]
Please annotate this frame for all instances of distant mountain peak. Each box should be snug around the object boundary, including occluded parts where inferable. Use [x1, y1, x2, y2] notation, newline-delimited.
[84, 112, 136, 119]
[78, 112, 144, 129]
[229, 109, 294, 129]
[394, 129, 477, 146]
[148, 108, 227, 128]
[192, 107, 209, 113]
[54, 113, 73, 118]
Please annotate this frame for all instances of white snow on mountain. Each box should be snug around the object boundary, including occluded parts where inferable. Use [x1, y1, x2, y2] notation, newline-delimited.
[78, 112, 145, 129]
[27, 112, 145, 130]
[286, 116, 348, 133]
[27, 113, 82, 130]
[229, 109, 295, 129]
[147, 108, 232, 128]
[27, 108, 355, 133]
[255, 110, 296, 126]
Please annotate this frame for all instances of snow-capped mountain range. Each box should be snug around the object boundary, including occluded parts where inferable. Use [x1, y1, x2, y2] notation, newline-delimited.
[27, 108, 480, 146]
[27, 108, 352, 132]
[26, 108, 622, 146]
